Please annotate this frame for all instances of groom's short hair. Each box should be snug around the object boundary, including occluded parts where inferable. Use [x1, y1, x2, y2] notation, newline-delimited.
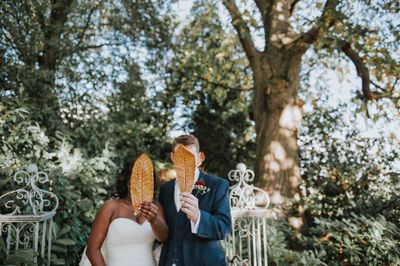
[172, 134, 200, 152]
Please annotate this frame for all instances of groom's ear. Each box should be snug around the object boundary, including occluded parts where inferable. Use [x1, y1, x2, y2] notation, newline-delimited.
[198, 151, 206, 166]
[170, 152, 174, 163]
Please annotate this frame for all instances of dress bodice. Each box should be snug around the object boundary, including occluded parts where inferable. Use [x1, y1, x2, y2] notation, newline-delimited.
[80, 218, 156, 266]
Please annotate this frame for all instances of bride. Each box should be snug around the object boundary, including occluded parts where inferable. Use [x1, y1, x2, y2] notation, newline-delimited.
[80, 159, 169, 266]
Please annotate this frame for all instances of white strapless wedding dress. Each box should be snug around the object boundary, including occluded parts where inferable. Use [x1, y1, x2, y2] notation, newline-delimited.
[79, 218, 156, 266]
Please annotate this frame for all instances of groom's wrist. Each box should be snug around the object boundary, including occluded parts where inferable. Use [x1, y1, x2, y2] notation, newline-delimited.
[190, 210, 201, 234]
[192, 209, 200, 223]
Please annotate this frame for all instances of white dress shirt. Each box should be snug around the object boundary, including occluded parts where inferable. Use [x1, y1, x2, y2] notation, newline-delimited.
[174, 168, 201, 233]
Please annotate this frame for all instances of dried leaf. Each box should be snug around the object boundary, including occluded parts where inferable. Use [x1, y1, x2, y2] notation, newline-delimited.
[130, 154, 154, 212]
[173, 145, 196, 193]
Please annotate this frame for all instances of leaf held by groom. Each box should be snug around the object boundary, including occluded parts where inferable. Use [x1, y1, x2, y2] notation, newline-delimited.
[159, 134, 232, 266]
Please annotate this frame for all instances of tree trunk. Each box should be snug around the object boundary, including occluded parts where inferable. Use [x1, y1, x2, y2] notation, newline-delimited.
[252, 50, 303, 205]
[25, 0, 73, 135]
[223, 0, 341, 229]
[222, 0, 309, 203]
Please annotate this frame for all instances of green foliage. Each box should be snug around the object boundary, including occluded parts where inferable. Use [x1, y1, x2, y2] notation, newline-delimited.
[0, 104, 49, 169]
[267, 214, 400, 265]
[191, 95, 256, 176]
[72, 62, 172, 165]
[288, 103, 399, 265]
[0, 0, 172, 137]
[49, 141, 117, 263]
[0, 100, 117, 265]
[264, 103, 400, 265]
[305, 214, 400, 265]
[2, 248, 40, 265]
[167, 2, 255, 176]
[267, 220, 327, 266]
[298, 104, 400, 224]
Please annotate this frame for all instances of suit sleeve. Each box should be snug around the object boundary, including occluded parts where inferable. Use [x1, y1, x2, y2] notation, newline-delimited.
[196, 179, 232, 240]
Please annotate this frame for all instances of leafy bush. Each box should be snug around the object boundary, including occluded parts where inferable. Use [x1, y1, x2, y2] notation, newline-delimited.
[264, 104, 400, 265]
[268, 105, 400, 265]
[267, 220, 327, 266]
[305, 214, 400, 265]
[0, 101, 117, 265]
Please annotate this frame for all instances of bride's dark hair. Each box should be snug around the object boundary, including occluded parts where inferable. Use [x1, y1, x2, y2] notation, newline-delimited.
[114, 159, 135, 199]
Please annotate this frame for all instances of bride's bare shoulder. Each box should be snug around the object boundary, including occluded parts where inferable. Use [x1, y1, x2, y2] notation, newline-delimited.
[101, 198, 121, 211]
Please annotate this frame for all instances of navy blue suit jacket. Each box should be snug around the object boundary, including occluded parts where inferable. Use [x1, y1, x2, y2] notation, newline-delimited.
[159, 171, 232, 266]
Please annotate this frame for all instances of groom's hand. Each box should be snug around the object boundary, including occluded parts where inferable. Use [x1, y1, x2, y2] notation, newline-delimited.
[180, 192, 199, 223]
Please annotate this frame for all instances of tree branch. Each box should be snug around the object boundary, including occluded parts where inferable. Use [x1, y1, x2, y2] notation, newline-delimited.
[75, 42, 117, 52]
[294, 0, 339, 51]
[370, 78, 398, 92]
[254, 0, 273, 42]
[195, 75, 251, 91]
[289, 0, 300, 16]
[339, 40, 395, 101]
[76, 3, 100, 48]
[222, 0, 259, 63]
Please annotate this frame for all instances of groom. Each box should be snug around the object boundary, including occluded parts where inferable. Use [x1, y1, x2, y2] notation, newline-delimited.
[159, 134, 232, 266]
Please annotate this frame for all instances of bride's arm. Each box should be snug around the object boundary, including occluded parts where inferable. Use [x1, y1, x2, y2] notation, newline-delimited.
[140, 202, 169, 242]
[86, 200, 115, 266]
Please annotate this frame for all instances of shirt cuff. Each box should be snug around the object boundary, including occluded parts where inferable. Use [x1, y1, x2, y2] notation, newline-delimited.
[190, 211, 201, 233]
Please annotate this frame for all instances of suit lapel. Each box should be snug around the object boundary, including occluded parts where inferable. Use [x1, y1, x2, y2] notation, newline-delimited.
[165, 180, 177, 221]
[197, 172, 209, 210]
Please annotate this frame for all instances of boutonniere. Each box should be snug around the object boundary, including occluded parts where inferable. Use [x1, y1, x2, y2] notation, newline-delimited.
[193, 180, 210, 197]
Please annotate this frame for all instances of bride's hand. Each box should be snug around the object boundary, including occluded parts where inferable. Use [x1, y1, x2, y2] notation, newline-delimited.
[139, 202, 158, 223]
